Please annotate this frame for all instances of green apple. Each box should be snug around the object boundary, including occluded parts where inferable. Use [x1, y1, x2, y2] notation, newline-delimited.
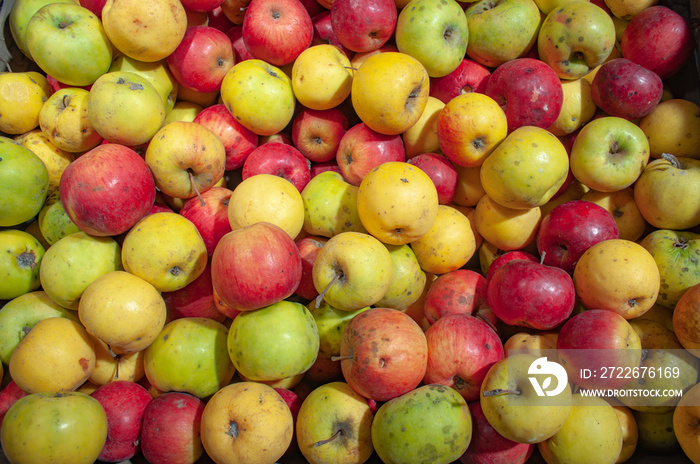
[641, 229, 700, 309]
[634, 409, 679, 452]
[227, 300, 320, 382]
[39, 231, 123, 309]
[88, 71, 167, 146]
[26, 3, 112, 87]
[301, 170, 367, 238]
[144, 317, 235, 399]
[371, 384, 472, 464]
[394, 0, 469, 78]
[538, 394, 622, 464]
[480, 353, 573, 444]
[537, 1, 616, 79]
[312, 231, 394, 311]
[9, 0, 75, 59]
[220, 59, 296, 136]
[108, 54, 179, 113]
[0, 290, 79, 365]
[464, 0, 542, 68]
[1, 391, 108, 464]
[0, 136, 49, 228]
[570, 116, 650, 193]
[633, 154, 700, 230]
[375, 243, 427, 310]
[296, 381, 375, 464]
[37, 191, 81, 246]
[0, 229, 45, 300]
[307, 299, 368, 359]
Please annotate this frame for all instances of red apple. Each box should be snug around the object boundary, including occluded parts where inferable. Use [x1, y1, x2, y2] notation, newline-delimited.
[487, 258, 576, 330]
[259, 132, 294, 145]
[423, 269, 494, 327]
[310, 159, 343, 178]
[336, 122, 406, 186]
[145, 202, 176, 216]
[484, 57, 564, 132]
[179, 186, 234, 256]
[140, 392, 207, 464]
[162, 263, 228, 323]
[337, 307, 428, 402]
[211, 222, 303, 312]
[423, 313, 504, 402]
[0, 381, 28, 430]
[330, 0, 397, 53]
[311, 10, 354, 58]
[292, 107, 349, 163]
[274, 387, 302, 457]
[299, 0, 325, 17]
[90, 380, 153, 463]
[181, 0, 225, 12]
[460, 401, 534, 464]
[60, 143, 156, 236]
[78, 0, 108, 19]
[429, 58, 491, 105]
[590, 57, 663, 120]
[295, 235, 329, 301]
[485, 250, 539, 281]
[167, 26, 235, 94]
[208, 6, 236, 31]
[225, 25, 256, 62]
[241, 142, 311, 192]
[406, 153, 458, 205]
[536, 200, 619, 275]
[621, 5, 695, 80]
[242, 0, 314, 66]
[193, 104, 259, 171]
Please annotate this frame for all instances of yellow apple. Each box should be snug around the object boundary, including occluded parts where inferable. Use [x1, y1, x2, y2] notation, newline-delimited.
[160, 101, 204, 125]
[291, 44, 354, 111]
[634, 409, 679, 452]
[503, 332, 558, 355]
[436, 92, 508, 167]
[639, 98, 700, 160]
[573, 239, 661, 319]
[402, 96, 445, 159]
[672, 282, 700, 357]
[533, 0, 589, 15]
[177, 85, 220, 107]
[14, 129, 75, 196]
[581, 187, 648, 242]
[539, 179, 590, 218]
[89, 336, 146, 386]
[351, 51, 430, 135]
[0, 71, 52, 135]
[474, 194, 542, 251]
[612, 405, 639, 463]
[356, 161, 439, 245]
[480, 125, 570, 209]
[109, 54, 179, 112]
[228, 173, 305, 239]
[101, 0, 188, 62]
[450, 203, 483, 250]
[375, 244, 427, 310]
[547, 77, 597, 137]
[452, 164, 486, 207]
[409, 204, 477, 274]
[604, 0, 659, 20]
[38, 87, 103, 153]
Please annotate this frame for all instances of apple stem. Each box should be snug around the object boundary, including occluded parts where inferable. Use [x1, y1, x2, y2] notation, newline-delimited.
[315, 273, 340, 307]
[662, 153, 681, 169]
[314, 429, 343, 447]
[188, 170, 206, 207]
[539, 251, 546, 265]
[476, 313, 499, 335]
[330, 354, 352, 362]
[482, 388, 522, 397]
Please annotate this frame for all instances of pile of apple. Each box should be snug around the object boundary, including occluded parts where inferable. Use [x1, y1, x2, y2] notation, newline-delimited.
[0, 0, 699, 462]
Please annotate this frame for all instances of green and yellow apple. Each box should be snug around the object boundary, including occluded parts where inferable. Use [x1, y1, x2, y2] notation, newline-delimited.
[38, 87, 103, 154]
[301, 170, 367, 238]
[0, 136, 49, 228]
[26, 2, 112, 86]
[9, 0, 75, 59]
[108, 54, 179, 113]
[634, 409, 679, 452]
[376, 243, 427, 310]
[307, 299, 369, 359]
[37, 191, 81, 246]
[0, 229, 44, 301]
[14, 129, 75, 197]
[291, 44, 354, 111]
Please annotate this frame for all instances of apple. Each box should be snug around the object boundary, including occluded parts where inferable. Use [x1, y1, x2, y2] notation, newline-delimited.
[88, 71, 167, 146]
[301, 170, 367, 238]
[621, 5, 695, 80]
[163, 263, 227, 323]
[0, 136, 49, 228]
[639, 98, 700, 160]
[144, 317, 235, 399]
[37, 87, 103, 154]
[211, 221, 302, 311]
[59, 143, 155, 237]
[89, 337, 146, 386]
[291, 44, 355, 111]
[350, 51, 430, 135]
[569, 115, 650, 193]
[1, 392, 107, 464]
[220, 59, 296, 136]
[485, 250, 539, 281]
[536, 200, 620, 275]
[573, 238, 661, 319]
[307, 298, 369, 359]
[371, 384, 472, 464]
[241, 142, 311, 192]
[0, 230, 44, 301]
[167, 25, 235, 94]
[429, 58, 491, 104]
[295, 381, 374, 464]
[182, 0, 226, 11]
[242, 0, 313, 66]
[140, 392, 207, 464]
[0, 72, 51, 136]
[406, 153, 458, 205]
[310, 159, 343, 178]
[225, 24, 255, 62]
[460, 401, 534, 464]
[473, 195, 542, 252]
[590, 58, 664, 120]
[394, 0, 469, 77]
[336, 122, 406, 186]
[310, 10, 354, 58]
[613, 405, 640, 462]
[401, 96, 445, 159]
[0, 381, 29, 431]
[294, 236, 329, 301]
[178, 186, 233, 257]
[101, 0, 187, 62]
[547, 77, 598, 137]
[464, 0, 542, 68]
[26, 2, 112, 87]
[330, 0, 397, 53]
[484, 57, 564, 131]
[107, 55, 179, 113]
[423, 268, 492, 325]
[292, 107, 349, 163]
[8, 0, 76, 59]
[228, 300, 319, 381]
[537, 1, 616, 80]
[36, 191, 82, 246]
[193, 104, 258, 171]
[90, 380, 153, 463]
[673, 282, 700, 356]
[219, 0, 252, 25]
[556, 309, 642, 390]
[634, 408, 679, 452]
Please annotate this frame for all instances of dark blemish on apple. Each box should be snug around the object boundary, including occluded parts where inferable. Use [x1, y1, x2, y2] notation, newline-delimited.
[163, 334, 169, 341]
[79, 358, 89, 372]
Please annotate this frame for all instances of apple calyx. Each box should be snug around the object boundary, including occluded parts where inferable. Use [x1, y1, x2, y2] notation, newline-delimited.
[16, 251, 38, 270]
[314, 429, 344, 447]
[227, 420, 239, 438]
[482, 388, 522, 397]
